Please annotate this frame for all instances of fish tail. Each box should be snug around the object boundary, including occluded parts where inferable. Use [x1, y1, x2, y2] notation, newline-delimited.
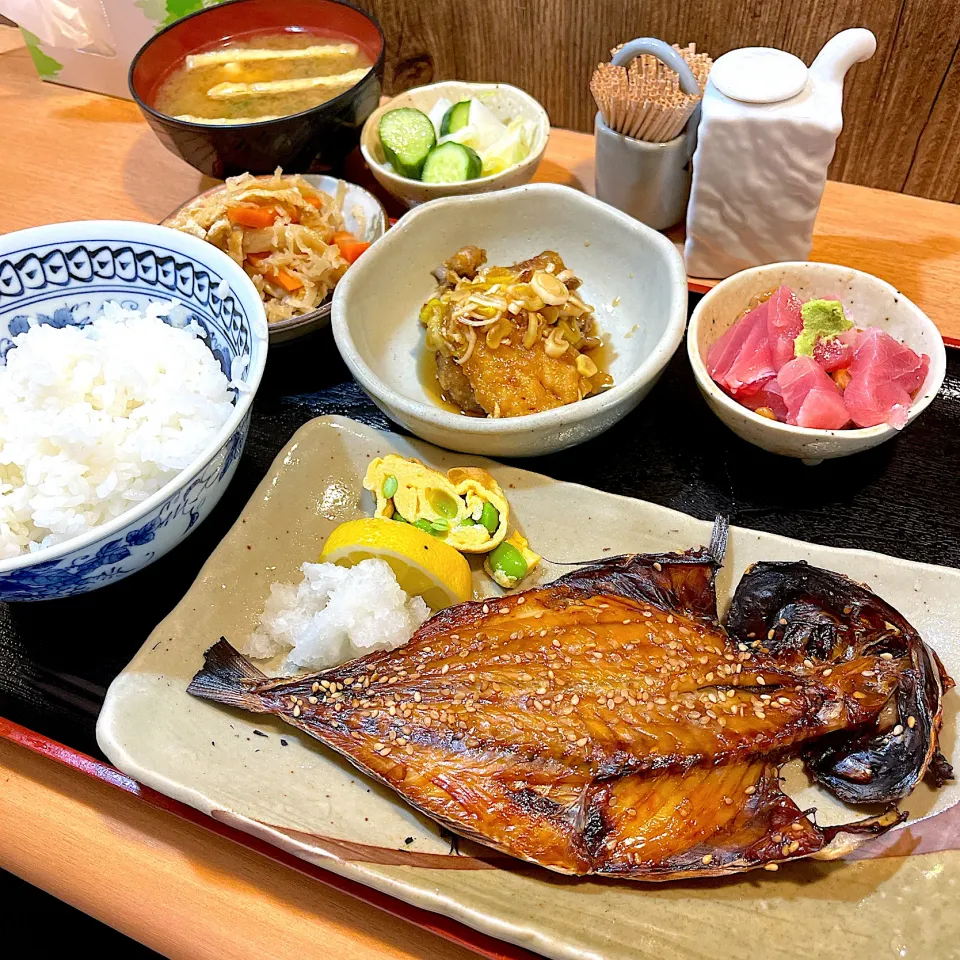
[187, 638, 270, 711]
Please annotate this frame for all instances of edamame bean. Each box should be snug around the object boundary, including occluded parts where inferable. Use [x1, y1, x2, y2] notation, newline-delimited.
[414, 518, 433, 533]
[392, 513, 407, 523]
[489, 542, 527, 582]
[427, 489, 458, 518]
[382, 475, 398, 498]
[459, 517, 477, 527]
[480, 502, 500, 535]
[429, 518, 450, 535]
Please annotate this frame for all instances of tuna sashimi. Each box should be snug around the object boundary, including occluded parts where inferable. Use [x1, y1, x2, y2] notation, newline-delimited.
[843, 328, 930, 428]
[740, 375, 788, 421]
[778, 356, 850, 430]
[728, 313, 776, 397]
[812, 329, 856, 372]
[707, 305, 758, 385]
[765, 286, 804, 370]
[707, 300, 776, 397]
[850, 328, 930, 395]
[843, 377, 911, 429]
[707, 289, 931, 433]
[707, 287, 802, 399]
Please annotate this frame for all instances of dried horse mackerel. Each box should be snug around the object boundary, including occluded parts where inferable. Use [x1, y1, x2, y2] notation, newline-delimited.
[189, 527, 953, 879]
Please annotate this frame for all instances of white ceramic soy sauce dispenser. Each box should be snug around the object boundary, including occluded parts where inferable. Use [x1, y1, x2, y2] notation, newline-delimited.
[684, 28, 876, 279]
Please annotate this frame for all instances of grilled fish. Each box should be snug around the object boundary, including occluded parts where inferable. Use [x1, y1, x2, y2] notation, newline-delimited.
[189, 533, 953, 880]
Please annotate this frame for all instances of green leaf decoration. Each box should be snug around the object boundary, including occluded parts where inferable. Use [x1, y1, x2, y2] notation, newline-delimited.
[137, 0, 219, 30]
[22, 30, 63, 80]
[162, 0, 207, 27]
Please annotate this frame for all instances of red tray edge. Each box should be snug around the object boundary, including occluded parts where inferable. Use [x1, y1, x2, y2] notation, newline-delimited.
[0, 716, 542, 960]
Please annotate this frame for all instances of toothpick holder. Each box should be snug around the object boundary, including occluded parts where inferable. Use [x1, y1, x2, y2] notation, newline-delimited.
[594, 38, 701, 231]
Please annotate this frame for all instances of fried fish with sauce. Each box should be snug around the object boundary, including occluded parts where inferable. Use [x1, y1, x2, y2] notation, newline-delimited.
[189, 537, 952, 879]
[421, 247, 611, 417]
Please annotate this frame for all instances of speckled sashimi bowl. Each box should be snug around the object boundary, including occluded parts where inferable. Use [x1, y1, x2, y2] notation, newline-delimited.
[331, 183, 689, 457]
[688, 262, 946, 463]
[0, 220, 268, 600]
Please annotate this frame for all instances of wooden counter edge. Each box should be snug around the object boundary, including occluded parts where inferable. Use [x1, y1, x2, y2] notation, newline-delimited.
[0, 736, 495, 960]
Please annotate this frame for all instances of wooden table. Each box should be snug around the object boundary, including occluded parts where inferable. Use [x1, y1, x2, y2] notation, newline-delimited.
[2, 25, 960, 959]
[0, 734, 486, 960]
[2, 31, 959, 342]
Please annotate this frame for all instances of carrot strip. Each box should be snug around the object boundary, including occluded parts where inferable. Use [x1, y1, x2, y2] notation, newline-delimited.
[228, 204, 280, 228]
[267, 268, 304, 292]
[332, 231, 371, 264]
[244, 252, 303, 291]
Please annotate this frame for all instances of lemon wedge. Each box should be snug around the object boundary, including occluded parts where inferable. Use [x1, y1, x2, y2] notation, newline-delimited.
[320, 518, 472, 611]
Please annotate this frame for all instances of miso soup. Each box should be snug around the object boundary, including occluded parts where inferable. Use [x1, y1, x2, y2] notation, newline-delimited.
[155, 31, 373, 124]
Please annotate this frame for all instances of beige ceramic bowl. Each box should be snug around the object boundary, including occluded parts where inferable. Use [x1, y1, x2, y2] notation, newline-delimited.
[360, 81, 550, 207]
[688, 262, 946, 463]
[332, 183, 688, 457]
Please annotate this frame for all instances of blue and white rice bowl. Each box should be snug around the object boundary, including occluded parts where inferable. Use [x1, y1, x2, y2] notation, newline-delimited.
[0, 220, 268, 600]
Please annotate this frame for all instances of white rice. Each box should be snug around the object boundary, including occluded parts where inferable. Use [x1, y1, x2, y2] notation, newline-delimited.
[0, 300, 238, 558]
[244, 558, 431, 671]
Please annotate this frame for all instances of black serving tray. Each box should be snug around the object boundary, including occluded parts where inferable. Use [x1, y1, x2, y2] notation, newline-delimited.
[3, 298, 959, 762]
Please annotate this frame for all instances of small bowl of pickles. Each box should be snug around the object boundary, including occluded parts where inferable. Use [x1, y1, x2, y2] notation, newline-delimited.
[360, 80, 549, 207]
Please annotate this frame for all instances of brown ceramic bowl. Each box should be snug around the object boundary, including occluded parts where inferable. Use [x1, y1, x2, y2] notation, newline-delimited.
[129, 0, 384, 178]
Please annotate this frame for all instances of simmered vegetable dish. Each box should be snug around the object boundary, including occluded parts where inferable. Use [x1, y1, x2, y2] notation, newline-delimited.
[166, 169, 370, 323]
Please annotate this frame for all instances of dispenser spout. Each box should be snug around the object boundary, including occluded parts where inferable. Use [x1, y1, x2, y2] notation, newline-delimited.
[810, 28, 877, 87]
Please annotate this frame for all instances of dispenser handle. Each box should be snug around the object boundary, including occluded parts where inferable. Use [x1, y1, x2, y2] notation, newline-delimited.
[611, 38, 702, 157]
[810, 28, 877, 87]
[611, 39, 701, 95]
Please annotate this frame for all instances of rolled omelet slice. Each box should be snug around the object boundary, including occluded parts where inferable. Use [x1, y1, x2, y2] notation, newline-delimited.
[364, 455, 465, 526]
[445, 466, 508, 552]
[362, 455, 508, 554]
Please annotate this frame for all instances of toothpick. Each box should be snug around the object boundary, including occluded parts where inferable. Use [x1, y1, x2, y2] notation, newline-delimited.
[592, 42, 712, 142]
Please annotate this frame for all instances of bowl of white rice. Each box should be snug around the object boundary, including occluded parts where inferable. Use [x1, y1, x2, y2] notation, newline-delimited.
[0, 220, 268, 600]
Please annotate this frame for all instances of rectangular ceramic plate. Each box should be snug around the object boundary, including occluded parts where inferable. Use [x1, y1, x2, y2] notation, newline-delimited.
[99, 416, 960, 960]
